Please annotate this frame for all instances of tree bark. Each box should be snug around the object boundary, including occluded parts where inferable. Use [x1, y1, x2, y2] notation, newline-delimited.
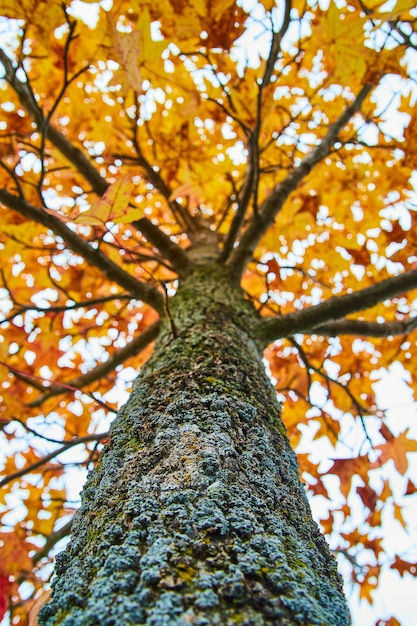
[39, 263, 350, 626]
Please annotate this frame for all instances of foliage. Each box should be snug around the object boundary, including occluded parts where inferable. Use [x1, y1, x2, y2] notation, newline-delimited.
[0, 0, 416, 623]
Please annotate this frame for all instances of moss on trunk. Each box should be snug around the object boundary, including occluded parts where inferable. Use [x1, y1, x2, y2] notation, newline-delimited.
[40, 265, 350, 626]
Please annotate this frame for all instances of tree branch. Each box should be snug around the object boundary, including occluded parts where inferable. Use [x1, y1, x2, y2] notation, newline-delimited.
[28, 320, 161, 407]
[311, 316, 417, 337]
[220, 134, 256, 262]
[0, 189, 165, 313]
[0, 49, 108, 196]
[0, 433, 108, 488]
[262, 0, 292, 89]
[256, 267, 417, 345]
[0, 51, 197, 252]
[0, 294, 131, 324]
[33, 518, 74, 563]
[227, 83, 373, 276]
[220, 3, 292, 263]
[130, 111, 195, 233]
[132, 218, 191, 275]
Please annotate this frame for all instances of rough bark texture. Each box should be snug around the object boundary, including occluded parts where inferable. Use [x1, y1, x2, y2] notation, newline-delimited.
[39, 264, 350, 626]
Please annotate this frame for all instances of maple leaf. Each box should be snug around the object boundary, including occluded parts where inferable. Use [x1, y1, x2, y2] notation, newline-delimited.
[0, 574, 8, 621]
[404, 478, 417, 495]
[315, 5, 367, 83]
[107, 14, 143, 94]
[0, 528, 36, 618]
[74, 174, 140, 225]
[376, 427, 417, 474]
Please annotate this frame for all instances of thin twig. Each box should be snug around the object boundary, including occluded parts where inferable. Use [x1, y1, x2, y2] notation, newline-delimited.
[33, 518, 74, 563]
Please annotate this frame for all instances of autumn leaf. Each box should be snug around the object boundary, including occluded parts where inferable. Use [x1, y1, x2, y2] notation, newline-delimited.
[357, 484, 378, 511]
[315, 4, 367, 83]
[359, 565, 380, 603]
[107, 14, 143, 94]
[374, 617, 401, 626]
[404, 479, 417, 495]
[376, 428, 417, 474]
[327, 455, 377, 498]
[390, 556, 417, 577]
[0, 574, 8, 621]
[75, 174, 140, 225]
[377, 0, 417, 19]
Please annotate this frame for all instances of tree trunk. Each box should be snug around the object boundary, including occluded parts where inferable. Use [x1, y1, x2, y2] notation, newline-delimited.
[39, 263, 350, 626]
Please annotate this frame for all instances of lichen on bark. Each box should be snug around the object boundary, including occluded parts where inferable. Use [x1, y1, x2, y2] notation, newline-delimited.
[39, 264, 350, 626]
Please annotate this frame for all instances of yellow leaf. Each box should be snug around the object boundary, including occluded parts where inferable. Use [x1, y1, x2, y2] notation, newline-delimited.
[34, 513, 56, 536]
[137, 9, 166, 62]
[75, 174, 138, 225]
[316, 5, 367, 83]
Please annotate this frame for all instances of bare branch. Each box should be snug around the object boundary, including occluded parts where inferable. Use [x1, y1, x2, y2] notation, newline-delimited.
[0, 433, 108, 488]
[0, 189, 165, 314]
[227, 83, 373, 276]
[220, 135, 256, 261]
[130, 108, 195, 233]
[290, 336, 374, 447]
[221, 3, 292, 262]
[28, 320, 161, 407]
[257, 267, 417, 345]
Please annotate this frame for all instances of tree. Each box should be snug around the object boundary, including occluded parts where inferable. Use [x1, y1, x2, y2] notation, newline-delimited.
[0, 0, 417, 623]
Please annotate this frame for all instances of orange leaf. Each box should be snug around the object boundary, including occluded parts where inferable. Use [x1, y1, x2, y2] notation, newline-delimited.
[390, 556, 417, 577]
[375, 428, 417, 474]
[393, 502, 407, 529]
[357, 484, 377, 511]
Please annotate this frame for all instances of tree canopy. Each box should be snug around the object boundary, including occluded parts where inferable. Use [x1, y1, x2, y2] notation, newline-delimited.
[0, 0, 416, 623]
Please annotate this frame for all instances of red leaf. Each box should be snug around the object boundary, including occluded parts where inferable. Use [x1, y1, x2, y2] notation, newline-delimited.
[0, 575, 9, 621]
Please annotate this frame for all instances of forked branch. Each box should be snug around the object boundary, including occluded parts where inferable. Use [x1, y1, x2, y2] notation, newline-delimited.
[220, 1, 292, 262]
[133, 218, 191, 275]
[227, 83, 373, 276]
[262, 0, 292, 89]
